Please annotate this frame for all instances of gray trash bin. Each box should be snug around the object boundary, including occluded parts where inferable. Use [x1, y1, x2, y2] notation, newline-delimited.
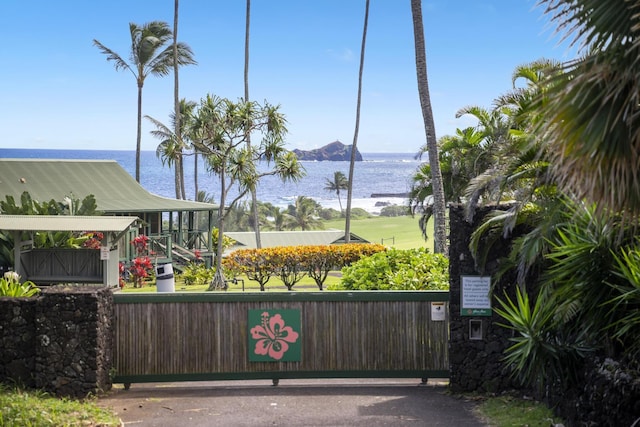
[156, 263, 175, 293]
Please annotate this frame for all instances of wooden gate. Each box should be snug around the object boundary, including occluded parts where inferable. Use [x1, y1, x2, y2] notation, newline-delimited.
[112, 291, 449, 385]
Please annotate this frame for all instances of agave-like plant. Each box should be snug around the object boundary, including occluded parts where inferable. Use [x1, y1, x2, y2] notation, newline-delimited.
[495, 286, 593, 393]
[0, 272, 40, 297]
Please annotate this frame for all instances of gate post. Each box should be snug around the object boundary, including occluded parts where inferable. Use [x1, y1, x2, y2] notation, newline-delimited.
[448, 204, 519, 393]
[34, 286, 114, 397]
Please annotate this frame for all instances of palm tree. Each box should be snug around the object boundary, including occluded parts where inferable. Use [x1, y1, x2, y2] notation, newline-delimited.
[324, 171, 349, 214]
[173, 0, 187, 200]
[344, 0, 369, 243]
[286, 196, 324, 231]
[93, 21, 196, 183]
[244, 0, 262, 248]
[410, 0, 447, 254]
[146, 99, 197, 198]
[536, 0, 640, 218]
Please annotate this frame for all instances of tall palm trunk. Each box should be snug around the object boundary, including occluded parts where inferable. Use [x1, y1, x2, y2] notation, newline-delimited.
[136, 82, 143, 183]
[411, 0, 447, 254]
[173, 0, 186, 199]
[194, 152, 199, 199]
[345, 0, 369, 243]
[245, 0, 262, 248]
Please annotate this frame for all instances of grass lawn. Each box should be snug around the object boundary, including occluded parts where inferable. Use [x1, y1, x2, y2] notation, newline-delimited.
[0, 384, 120, 426]
[121, 215, 432, 293]
[323, 214, 432, 251]
[124, 273, 342, 293]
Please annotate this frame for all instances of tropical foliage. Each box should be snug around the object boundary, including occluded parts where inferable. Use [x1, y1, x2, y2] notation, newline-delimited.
[0, 272, 40, 297]
[429, 0, 640, 398]
[224, 243, 386, 291]
[332, 247, 448, 291]
[181, 262, 215, 287]
[93, 21, 196, 183]
[146, 98, 197, 199]
[410, 0, 447, 253]
[190, 95, 305, 290]
[0, 192, 102, 267]
[324, 171, 348, 214]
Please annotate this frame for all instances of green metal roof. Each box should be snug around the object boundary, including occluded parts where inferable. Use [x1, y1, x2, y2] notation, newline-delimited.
[0, 159, 217, 213]
[0, 215, 138, 232]
[226, 229, 368, 249]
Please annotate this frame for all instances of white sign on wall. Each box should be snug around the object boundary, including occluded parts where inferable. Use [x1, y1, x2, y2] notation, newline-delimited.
[100, 246, 110, 260]
[461, 275, 492, 316]
[431, 302, 446, 321]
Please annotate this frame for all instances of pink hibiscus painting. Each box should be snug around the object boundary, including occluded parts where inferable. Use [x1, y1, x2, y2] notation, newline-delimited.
[250, 311, 300, 360]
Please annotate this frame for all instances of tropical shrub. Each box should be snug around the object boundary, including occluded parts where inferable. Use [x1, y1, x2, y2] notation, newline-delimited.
[380, 205, 409, 217]
[350, 208, 371, 219]
[131, 234, 150, 255]
[181, 262, 215, 287]
[0, 272, 40, 297]
[225, 243, 386, 291]
[495, 287, 593, 392]
[319, 208, 341, 220]
[128, 257, 154, 288]
[223, 249, 275, 291]
[0, 192, 101, 259]
[332, 247, 449, 291]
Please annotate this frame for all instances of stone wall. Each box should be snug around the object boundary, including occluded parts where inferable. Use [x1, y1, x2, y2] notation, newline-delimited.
[448, 204, 640, 426]
[0, 286, 114, 397]
[448, 204, 519, 393]
[0, 298, 37, 387]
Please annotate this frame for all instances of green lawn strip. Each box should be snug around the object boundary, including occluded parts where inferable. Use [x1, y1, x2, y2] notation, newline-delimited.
[123, 272, 343, 293]
[122, 216, 432, 293]
[474, 394, 563, 426]
[322, 215, 431, 251]
[0, 385, 120, 426]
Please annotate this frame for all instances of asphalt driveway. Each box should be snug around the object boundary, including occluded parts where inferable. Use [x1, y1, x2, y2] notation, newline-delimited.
[99, 378, 487, 426]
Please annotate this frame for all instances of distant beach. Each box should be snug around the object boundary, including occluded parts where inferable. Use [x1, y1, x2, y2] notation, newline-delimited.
[0, 149, 422, 214]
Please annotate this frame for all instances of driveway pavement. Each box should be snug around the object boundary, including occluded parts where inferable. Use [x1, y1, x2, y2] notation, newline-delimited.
[99, 379, 488, 426]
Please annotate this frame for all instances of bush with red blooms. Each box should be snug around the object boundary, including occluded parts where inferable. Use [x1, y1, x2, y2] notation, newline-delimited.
[118, 262, 127, 288]
[132, 235, 149, 255]
[129, 256, 154, 288]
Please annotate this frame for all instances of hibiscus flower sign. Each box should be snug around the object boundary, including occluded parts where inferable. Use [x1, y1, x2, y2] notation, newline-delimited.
[248, 309, 301, 362]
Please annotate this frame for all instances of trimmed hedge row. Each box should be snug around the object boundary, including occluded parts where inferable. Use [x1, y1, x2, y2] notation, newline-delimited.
[223, 243, 386, 290]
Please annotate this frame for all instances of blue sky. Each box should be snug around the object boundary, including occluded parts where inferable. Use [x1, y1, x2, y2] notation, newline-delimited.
[1, 1, 575, 153]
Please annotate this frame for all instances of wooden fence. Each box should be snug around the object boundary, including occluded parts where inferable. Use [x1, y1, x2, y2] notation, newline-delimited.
[113, 291, 449, 386]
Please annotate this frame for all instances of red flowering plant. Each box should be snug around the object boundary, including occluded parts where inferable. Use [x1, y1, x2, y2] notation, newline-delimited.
[129, 256, 154, 288]
[132, 235, 150, 255]
[81, 231, 104, 249]
[118, 262, 127, 288]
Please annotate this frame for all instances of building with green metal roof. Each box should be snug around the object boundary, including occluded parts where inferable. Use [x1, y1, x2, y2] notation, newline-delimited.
[0, 159, 217, 265]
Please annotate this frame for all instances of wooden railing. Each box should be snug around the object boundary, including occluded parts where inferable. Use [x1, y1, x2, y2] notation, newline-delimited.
[112, 291, 450, 385]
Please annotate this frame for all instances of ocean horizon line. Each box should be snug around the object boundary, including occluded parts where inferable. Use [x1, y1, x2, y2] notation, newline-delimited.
[0, 147, 416, 156]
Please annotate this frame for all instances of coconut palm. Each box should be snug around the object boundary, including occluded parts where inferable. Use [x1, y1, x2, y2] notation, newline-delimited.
[286, 196, 324, 231]
[324, 171, 349, 214]
[172, 0, 187, 200]
[410, 0, 447, 254]
[536, 0, 640, 218]
[93, 21, 196, 183]
[344, 0, 369, 243]
[145, 99, 197, 199]
[244, 0, 263, 248]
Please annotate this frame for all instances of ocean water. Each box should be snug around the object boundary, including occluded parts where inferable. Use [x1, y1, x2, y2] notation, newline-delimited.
[0, 149, 422, 214]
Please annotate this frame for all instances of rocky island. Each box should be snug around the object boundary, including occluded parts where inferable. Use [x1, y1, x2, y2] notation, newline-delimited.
[293, 140, 363, 161]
